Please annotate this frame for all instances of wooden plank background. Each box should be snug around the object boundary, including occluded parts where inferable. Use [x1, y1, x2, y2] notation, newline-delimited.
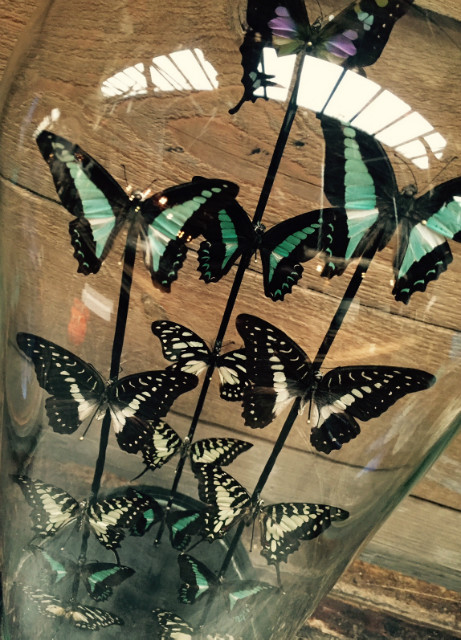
[0, 0, 460, 637]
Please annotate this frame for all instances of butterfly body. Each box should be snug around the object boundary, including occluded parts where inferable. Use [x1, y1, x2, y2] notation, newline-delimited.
[236, 314, 435, 452]
[17, 332, 197, 452]
[319, 115, 461, 302]
[36, 130, 239, 289]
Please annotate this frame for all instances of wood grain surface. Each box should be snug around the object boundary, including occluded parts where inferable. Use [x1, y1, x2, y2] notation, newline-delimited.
[0, 0, 460, 637]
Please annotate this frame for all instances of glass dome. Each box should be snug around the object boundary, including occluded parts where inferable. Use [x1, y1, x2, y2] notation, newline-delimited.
[0, 1, 460, 638]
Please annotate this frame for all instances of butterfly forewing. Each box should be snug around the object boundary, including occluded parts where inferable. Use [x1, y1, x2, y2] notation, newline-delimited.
[17, 333, 105, 434]
[110, 369, 197, 453]
[195, 465, 252, 540]
[259, 502, 349, 565]
[191, 438, 253, 468]
[236, 314, 312, 428]
[167, 509, 205, 551]
[152, 320, 210, 374]
[177, 553, 218, 604]
[36, 130, 130, 274]
[311, 366, 436, 452]
[12, 475, 79, 539]
[153, 609, 194, 640]
[141, 420, 183, 470]
[81, 563, 135, 601]
[23, 586, 123, 629]
[141, 178, 239, 291]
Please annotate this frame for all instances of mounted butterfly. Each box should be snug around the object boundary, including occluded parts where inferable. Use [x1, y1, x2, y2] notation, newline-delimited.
[33, 548, 134, 602]
[197, 201, 341, 300]
[318, 114, 461, 303]
[134, 418, 253, 476]
[13, 475, 162, 561]
[177, 553, 278, 615]
[194, 465, 349, 565]
[236, 314, 435, 453]
[230, 0, 414, 113]
[16, 332, 197, 453]
[36, 130, 240, 291]
[22, 585, 124, 630]
[152, 320, 249, 400]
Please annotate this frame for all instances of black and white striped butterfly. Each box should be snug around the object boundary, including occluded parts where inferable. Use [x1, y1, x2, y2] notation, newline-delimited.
[23, 585, 123, 630]
[36, 130, 239, 291]
[196, 202, 336, 301]
[152, 320, 249, 401]
[318, 114, 461, 303]
[36, 548, 134, 602]
[153, 608, 235, 640]
[178, 554, 277, 613]
[138, 419, 253, 473]
[13, 475, 162, 557]
[236, 314, 436, 453]
[17, 332, 197, 452]
[195, 465, 348, 564]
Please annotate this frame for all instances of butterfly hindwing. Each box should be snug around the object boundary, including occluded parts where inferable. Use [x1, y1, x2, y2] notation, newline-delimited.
[23, 586, 123, 629]
[259, 502, 349, 565]
[141, 420, 183, 471]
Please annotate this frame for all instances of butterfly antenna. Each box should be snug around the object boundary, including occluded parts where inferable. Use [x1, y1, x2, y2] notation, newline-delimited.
[184, 538, 203, 554]
[424, 156, 458, 192]
[79, 406, 101, 441]
[395, 151, 417, 188]
[130, 466, 150, 482]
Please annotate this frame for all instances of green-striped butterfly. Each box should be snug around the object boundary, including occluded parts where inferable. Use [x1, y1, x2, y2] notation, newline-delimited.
[36, 130, 239, 290]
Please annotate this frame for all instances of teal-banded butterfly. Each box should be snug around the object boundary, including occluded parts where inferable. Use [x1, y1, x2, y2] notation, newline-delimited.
[318, 114, 461, 303]
[237, 314, 435, 452]
[231, 0, 414, 113]
[194, 465, 348, 564]
[17, 332, 197, 452]
[13, 476, 162, 558]
[152, 320, 249, 401]
[167, 509, 205, 551]
[197, 201, 334, 301]
[177, 554, 277, 613]
[22, 585, 123, 630]
[36, 549, 134, 602]
[36, 130, 239, 290]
